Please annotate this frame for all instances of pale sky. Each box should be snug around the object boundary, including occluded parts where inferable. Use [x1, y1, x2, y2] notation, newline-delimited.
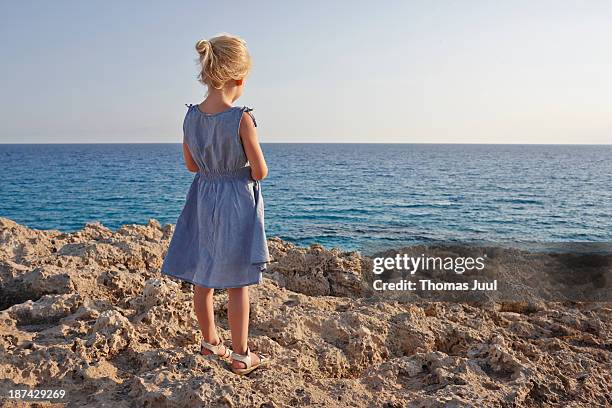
[1, 0, 611, 144]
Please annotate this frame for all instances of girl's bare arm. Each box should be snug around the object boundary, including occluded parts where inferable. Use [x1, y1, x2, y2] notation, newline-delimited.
[239, 112, 268, 180]
[183, 142, 199, 172]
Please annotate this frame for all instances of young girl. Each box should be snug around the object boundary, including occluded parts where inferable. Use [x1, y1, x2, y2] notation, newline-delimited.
[161, 33, 270, 375]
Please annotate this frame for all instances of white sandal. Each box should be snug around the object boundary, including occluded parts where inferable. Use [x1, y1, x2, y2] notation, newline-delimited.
[200, 339, 231, 360]
[230, 348, 269, 375]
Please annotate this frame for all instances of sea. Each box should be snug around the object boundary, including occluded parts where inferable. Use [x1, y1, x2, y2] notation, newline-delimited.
[0, 144, 610, 255]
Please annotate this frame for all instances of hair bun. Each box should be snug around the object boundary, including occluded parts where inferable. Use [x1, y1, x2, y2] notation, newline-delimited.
[195, 39, 211, 55]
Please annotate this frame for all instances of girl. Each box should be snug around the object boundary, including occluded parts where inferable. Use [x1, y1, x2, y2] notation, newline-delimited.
[161, 33, 270, 375]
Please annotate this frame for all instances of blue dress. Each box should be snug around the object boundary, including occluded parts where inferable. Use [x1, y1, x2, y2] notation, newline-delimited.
[161, 104, 270, 288]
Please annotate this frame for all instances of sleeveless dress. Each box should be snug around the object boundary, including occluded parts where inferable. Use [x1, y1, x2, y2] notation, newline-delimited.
[160, 104, 270, 288]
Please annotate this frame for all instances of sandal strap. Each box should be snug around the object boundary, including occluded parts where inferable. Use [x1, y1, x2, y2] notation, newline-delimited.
[230, 348, 252, 368]
[201, 339, 226, 354]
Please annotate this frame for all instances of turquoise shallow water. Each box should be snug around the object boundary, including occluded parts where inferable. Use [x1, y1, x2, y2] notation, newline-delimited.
[0, 143, 610, 253]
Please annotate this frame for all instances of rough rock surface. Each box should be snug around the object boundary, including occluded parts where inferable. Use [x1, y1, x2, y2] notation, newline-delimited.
[0, 217, 610, 407]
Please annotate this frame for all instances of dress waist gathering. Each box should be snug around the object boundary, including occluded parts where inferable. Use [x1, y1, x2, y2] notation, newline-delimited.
[197, 166, 252, 181]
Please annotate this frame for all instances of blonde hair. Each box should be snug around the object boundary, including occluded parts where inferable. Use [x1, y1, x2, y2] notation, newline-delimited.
[195, 33, 252, 89]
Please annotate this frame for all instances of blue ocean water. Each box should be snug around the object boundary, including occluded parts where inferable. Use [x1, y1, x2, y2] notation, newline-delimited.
[0, 143, 610, 254]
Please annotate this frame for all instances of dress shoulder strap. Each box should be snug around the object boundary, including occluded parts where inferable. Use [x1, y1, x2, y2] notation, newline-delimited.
[182, 104, 196, 136]
[242, 106, 258, 127]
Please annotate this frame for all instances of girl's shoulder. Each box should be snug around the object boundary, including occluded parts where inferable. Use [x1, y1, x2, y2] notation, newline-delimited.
[240, 105, 258, 128]
[183, 103, 257, 127]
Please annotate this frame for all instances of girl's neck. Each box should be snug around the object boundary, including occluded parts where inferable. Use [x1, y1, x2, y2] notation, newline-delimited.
[201, 87, 239, 113]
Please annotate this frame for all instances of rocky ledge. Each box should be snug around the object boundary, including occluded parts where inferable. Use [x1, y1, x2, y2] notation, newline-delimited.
[0, 217, 610, 407]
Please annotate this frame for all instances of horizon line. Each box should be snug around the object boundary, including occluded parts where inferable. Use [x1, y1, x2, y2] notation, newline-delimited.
[1, 142, 611, 146]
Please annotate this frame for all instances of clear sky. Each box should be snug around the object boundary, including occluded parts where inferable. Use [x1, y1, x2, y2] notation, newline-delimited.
[1, 1, 611, 144]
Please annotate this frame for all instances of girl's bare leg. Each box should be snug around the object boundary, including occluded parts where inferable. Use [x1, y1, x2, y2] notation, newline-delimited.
[194, 285, 226, 356]
[227, 287, 259, 368]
